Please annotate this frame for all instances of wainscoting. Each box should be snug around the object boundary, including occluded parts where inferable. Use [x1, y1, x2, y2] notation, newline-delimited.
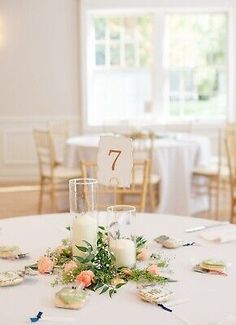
[0, 116, 80, 182]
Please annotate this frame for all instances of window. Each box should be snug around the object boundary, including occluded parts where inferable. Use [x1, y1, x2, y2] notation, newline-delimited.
[87, 15, 153, 126]
[166, 14, 227, 118]
[84, 9, 229, 127]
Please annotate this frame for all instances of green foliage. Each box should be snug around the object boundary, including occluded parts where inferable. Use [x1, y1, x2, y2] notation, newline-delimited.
[128, 269, 168, 285]
[60, 226, 126, 297]
[51, 229, 172, 296]
[136, 236, 147, 250]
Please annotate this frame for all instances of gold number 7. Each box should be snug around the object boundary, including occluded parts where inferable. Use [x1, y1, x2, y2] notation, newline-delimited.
[108, 150, 122, 171]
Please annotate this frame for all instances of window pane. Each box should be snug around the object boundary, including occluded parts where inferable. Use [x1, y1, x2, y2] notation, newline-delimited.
[109, 17, 121, 40]
[138, 16, 153, 67]
[89, 14, 153, 126]
[124, 17, 136, 41]
[94, 18, 106, 40]
[125, 43, 135, 67]
[110, 44, 120, 66]
[166, 13, 227, 118]
[95, 44, 106, 66]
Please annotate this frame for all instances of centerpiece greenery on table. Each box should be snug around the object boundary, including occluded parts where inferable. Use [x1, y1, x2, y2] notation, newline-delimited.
[32, 226, 172, 297]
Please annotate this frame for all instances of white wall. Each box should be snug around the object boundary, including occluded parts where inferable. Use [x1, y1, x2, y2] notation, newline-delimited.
[0, 0, 235, 181]
[0, 0, 80, 181]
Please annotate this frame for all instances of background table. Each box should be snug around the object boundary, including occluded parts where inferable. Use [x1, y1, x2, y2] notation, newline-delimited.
[0, 213, 235, 325]
[67, 134, 211, 216]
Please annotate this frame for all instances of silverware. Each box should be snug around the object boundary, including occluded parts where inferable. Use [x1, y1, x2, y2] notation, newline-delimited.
[185, 222, 229, 233]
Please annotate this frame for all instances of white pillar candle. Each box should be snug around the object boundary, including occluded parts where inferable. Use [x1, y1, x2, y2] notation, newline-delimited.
[110, 238, 136, 268]
[72, 214, 97, 257]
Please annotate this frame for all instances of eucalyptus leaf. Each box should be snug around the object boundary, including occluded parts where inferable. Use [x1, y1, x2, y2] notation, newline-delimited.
[83, 254, 95, 263]
[109, 289, 114, 298]
[94, 282, 104, 291]
[76, 246, 88, 253]
[82, 240, 93, 251]
[75, 256, 85, 263]
[100, 285, 109, 295]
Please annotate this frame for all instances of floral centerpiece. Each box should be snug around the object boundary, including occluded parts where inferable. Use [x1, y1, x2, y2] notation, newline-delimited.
[33, 227, 171, 297]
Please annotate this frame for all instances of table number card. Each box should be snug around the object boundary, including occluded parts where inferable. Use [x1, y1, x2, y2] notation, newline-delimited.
[97, 135, 133, 187]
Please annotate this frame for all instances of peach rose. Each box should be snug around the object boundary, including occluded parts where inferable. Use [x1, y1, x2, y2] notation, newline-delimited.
[137, 248, 150, 261]
[75, 270, 95, 288]
[37, 256, 54, 274]
[64, 260, 78, 273]
[147, 264, 159, 276]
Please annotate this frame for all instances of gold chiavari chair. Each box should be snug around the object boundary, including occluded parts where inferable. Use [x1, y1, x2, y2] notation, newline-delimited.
[192, 125, 232, 218]
[34, 129, 81, 213]
[48, 121, 69, 166]
[225, 126, 236, 223]
[128, 131, 160, 212]
[80, 160, 150, 212]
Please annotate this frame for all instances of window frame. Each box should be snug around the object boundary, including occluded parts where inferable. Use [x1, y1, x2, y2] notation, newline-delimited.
[80, 0, 236, 133]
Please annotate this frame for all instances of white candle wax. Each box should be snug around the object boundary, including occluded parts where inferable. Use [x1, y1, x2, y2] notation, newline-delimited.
[110, 238, 136, 268]
[72, 214, 97, 257]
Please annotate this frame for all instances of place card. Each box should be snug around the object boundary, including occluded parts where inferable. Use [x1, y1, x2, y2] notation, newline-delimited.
[97, 135, 133, 187]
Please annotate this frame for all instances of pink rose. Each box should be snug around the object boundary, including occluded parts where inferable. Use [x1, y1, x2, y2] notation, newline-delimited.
[37, 256, 54, 274]
[64, 261, 78, 273]
[137, 248, 150, 261]
[75, 270, 95, 288]
[147, 264, 159, 276]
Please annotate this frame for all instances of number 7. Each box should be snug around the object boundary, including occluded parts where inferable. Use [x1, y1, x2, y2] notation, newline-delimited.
[108, 150, 122, 171]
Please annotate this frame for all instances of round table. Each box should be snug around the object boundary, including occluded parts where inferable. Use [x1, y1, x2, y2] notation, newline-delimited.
[67, 134, 211, 216]
[0, 213, 235, 325]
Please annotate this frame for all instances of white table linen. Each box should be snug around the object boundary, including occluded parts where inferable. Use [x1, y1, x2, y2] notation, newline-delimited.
[0, 213, 235, 325]
[67, 134, 211, 215]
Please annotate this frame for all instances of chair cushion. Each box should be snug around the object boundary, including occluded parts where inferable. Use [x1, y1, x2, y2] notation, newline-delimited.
[133, 173, 160, 185]
[193, 165, 229, 178]
[42, 165, 81, 179]
[54, 166, 81, 179]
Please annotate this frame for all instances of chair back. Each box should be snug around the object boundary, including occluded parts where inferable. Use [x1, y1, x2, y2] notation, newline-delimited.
[49, 121, 69, 165]
[214, 124, 236, 178]
[225, 128, 236, 184]
[80, 159, 150, 212]
[225, 128, 236, 221]
[34, 130, 56, 178]
[129, 131, 154, 162]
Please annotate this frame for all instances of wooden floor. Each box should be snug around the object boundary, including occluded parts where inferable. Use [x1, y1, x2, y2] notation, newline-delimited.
[0, 184, 232, 221]
[0, 184, 69, 218]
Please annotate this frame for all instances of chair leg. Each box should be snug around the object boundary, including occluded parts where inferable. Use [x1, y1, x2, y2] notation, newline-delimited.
[215, 177, 220, 220]
[50, 180, 57, 213]
[208, 179, 213, 218]
[230, 201, 235, 224]
[149, 183, 156, 212]
[38, 178, 44, 214]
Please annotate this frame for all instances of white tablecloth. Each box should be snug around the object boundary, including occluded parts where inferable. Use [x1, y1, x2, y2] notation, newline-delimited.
[1, 214, 236, 325]
[67, 134, 211, 216]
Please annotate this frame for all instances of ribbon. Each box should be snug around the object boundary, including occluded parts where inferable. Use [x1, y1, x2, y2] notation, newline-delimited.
[183, 242, 195, 247]
[157, 303, 173, 312]
[30, 312, 43, 323]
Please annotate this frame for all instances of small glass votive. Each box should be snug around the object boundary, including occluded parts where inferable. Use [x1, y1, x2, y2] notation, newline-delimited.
[107, 205, 136, 268]
[69, 178, 98, 257]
